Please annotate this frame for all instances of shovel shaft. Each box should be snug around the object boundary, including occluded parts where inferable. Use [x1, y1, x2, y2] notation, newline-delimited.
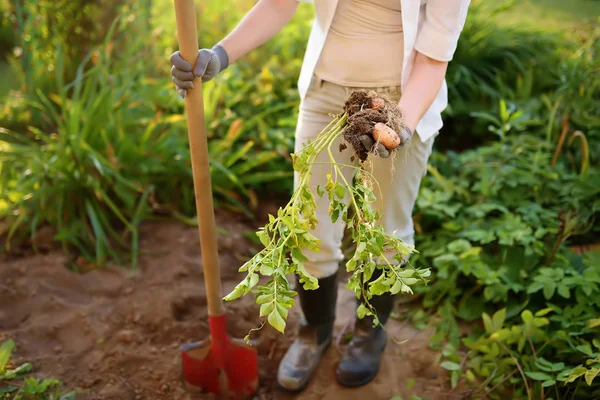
[174, 0, 223, 317]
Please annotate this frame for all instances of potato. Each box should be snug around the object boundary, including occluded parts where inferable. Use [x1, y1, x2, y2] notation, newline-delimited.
[372, 123, 400, 149]
[369, 97, 385, 110]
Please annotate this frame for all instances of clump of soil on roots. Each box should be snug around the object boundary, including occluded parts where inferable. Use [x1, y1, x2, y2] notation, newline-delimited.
[342, 90, 405, 161]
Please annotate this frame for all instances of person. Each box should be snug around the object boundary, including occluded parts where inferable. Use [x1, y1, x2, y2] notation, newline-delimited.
[170, 0, 471, 392]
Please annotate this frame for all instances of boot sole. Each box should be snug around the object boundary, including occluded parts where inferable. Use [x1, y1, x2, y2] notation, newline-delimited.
[336, 366, 380, 388]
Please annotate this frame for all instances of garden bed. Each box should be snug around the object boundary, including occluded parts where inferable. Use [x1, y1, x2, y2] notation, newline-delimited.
[1, 212, 451, 400]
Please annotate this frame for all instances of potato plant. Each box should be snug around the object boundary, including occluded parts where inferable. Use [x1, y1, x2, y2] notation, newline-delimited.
[224, 91, 431, 334]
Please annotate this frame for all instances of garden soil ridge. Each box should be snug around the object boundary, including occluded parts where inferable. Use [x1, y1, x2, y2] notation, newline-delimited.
[1, 210, 450, 399]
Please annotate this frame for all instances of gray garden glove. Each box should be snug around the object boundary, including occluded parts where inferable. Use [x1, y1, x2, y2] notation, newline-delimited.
[170, 44, 229, 98]
[358, 127, 413, 159]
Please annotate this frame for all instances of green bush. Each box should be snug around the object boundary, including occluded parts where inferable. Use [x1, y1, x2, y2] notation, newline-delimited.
[410, 124, 600, 397]
[0, 6, 303, 264]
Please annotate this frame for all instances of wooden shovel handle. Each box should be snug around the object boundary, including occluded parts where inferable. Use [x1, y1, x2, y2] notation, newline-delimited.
[173, 0, 223, 317]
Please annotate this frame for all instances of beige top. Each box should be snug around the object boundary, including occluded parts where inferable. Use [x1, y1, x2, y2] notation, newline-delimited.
[314, 0, 404, 87]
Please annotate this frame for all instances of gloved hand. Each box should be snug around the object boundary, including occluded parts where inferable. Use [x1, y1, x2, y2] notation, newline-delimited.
[358, 126, 413, 159]
[170, 44, 229, 98]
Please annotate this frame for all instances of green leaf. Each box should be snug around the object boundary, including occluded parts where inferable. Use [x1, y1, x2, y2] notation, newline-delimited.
[260, 302, 275, 317]
[356, 242, 367, 253]
[256, 230, 270, 247]
[451, 369, 460, 388]
[542, 379, 556, 388]
[521, 310, 533, 324]
[535, 308, 553, 317]
[0, 340, 15, 373]
[291, 247, 308, 263]
[390, 279, 403, 295]
[585, 368, 599, 385]
[1, 362, 32, 380]
[268, 309, 286, 333]
[482, 312, 493, 333]
[557, 284, 570, 299]
[525, 371, 552, 381]
[492, 308, 506, 331]
[276, 303, 289, 319]
[440, 361, 461, 371]
[255, 294, 271, 305]
[397, 269, 415, 278]
[589, 318, 600, 329]
[249, 273, 259, 289]
[259, 264, 274, 276]
[223, 283, 246, 301]
[542, 281, 556, 300]
[577, 344, 593, 357]
[334, 182, 345, 200]
[357, 304, 371, 319]
[564, 366, 587, 383]
[447, 239, 471, 254]
[316, 185, 324, 197]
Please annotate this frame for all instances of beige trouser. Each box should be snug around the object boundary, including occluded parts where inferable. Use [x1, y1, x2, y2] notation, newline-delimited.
[294, 76, 436, 279]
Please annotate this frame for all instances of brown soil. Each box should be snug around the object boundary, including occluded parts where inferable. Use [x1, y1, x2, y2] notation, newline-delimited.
[1, 211, 451, 400]
[342, 90, 405, 161]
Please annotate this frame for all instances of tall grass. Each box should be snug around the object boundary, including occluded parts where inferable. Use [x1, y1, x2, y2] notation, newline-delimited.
[0, 9, 302, 264]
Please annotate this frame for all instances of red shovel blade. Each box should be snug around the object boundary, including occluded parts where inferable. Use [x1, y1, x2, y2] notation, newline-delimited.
[181, 315, 259, 399]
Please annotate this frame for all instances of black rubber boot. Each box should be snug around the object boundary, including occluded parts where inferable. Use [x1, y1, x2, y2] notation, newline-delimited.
[336, 270, 395, 387]
[276, 271, 338, 392]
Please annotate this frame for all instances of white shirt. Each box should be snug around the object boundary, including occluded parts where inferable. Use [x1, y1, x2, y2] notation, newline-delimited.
[296, 0, 471, 142]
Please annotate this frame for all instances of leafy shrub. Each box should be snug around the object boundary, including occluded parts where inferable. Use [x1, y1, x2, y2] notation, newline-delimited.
[0, 7, 302, 264]
[410, 122, 600, 397]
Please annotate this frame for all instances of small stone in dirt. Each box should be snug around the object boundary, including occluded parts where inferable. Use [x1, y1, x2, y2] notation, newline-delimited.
[123, 287, 134, 295]
[160, 383, 170, 393]
[80, 377, 100, 389]
[132, 312, 141, 323]
[150, 346, 158, 354]
[53, 345, 62, 353]
[99, 383, 125, 399]
[117, 330, 135, 344]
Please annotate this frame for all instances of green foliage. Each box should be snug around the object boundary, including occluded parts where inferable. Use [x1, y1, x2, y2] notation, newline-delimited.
[9, 0, 154, 93]
[1, 3, 301, 263]
[413, 123, 600, 397]
[446, 0, 560, 116]
[225, 114, 429, 334]
[0, 0, 15, 57]
[0, 339, 76, 399]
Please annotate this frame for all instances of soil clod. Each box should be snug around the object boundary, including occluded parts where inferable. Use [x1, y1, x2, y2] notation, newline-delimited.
[342, 90, 406, 161]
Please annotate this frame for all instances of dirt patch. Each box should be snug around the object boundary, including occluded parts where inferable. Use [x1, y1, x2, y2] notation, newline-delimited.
[1, 211, 450, 399]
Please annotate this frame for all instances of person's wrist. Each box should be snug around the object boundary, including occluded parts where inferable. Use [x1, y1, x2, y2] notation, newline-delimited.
[395, 104, 414, 147]
[211, 43, 229, 73]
